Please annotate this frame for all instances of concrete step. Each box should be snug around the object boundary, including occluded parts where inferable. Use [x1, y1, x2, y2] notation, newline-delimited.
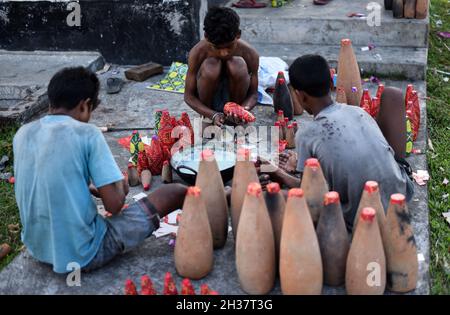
[231, 0, 429, 48]
[252, 43, 428, 79]
[0, 50, 105, 123]
[0, 71, 430, 294]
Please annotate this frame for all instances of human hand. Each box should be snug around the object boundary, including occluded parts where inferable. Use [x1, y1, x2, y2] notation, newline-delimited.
[212, 112, 226, 127]
[225, 112, 246, 125]
[122, 172, 130, 196]
[255, 156, 279, 177]
[279, 150, 298, 174]
[89, 183, 100, 198]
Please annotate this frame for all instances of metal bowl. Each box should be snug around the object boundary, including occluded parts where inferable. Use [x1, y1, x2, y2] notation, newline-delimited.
[170, 145, 236, 185]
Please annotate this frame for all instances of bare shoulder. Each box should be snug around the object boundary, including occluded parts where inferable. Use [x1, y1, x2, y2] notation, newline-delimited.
[188, 40, 209, 64]
[238, 39, 259, 60]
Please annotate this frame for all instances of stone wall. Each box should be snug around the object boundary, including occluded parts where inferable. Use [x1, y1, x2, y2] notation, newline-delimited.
[0, 0, 203, 65]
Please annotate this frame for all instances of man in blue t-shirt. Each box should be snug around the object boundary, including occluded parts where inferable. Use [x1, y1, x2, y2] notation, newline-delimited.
[13, 67, 187, 273]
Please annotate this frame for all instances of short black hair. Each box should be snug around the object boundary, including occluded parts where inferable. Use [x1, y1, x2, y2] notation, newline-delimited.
[289, 55, 331, 97]
[204, 7, 240, 46]
[48, 67, 100, 110]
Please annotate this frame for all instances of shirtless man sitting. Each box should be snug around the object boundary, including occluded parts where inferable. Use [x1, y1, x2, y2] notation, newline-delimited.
[184, 7, 259, 127]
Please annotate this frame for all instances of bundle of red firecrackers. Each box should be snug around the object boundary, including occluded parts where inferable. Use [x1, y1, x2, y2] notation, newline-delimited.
[404, 84, 421, 142]
[359, 84, 420, 141]
[128, 111, 194, 176]
[124, 272, 218, 295]
[223, 102, 256, 123]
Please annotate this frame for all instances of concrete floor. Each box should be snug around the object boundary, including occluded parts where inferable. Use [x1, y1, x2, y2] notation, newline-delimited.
[0, 65, 430, 294]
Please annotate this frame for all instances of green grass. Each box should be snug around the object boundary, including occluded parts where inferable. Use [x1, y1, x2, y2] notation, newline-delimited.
[0, 124, 21, 271]
[426, 0, 450, 295]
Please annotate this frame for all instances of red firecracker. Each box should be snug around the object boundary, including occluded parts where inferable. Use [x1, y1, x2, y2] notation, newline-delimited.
[223, 102, 256, 123]
[360, 89, 374, 117]
[277, 110, 285, 122]
[200, 284, 211, 295]
[200, 284, 218, 295]
[405, 84, 414, 109]
[178, 112, 195, 145]
[371, 97, 379, 117]
[141, 275, 157, 295]
[181, 278, 196, 295]
[406, 91, 420, 141]
[163, 272, 178, 295]
[145, 136, 168, 176]
[411, 90, 420, 141]
[124, 279, 138, 295]
[137, 150, 150, 176]
[279, 140, 288, 152]
[376, 84, 384, 101]
[158, 111, 177, 151]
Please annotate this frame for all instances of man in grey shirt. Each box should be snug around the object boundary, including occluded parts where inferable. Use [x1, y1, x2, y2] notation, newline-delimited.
[267, 55, 414, 229]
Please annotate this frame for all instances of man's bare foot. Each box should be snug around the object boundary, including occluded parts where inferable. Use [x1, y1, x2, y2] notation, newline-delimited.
[279, 150, 298, 174]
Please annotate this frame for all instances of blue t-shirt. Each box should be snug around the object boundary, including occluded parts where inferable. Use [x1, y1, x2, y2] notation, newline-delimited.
[13, 115, 123, 273]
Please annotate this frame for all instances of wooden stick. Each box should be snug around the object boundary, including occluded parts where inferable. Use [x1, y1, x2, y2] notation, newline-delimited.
[98, 126, 154, 133]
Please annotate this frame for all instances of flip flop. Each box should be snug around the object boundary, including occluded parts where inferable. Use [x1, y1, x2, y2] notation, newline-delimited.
[232, 0, 267, 8]
[106, 77, 124, 94]
[313, 0, 332, 5]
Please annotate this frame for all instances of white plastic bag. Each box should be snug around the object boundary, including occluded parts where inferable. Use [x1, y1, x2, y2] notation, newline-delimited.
[257, 57, 289, 105]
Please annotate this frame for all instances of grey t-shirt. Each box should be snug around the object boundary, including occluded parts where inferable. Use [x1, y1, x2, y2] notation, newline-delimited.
[296, 102, 414, 229]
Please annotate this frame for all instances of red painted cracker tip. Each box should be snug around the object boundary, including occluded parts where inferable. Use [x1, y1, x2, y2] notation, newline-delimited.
[8, 177, 15, 184]
[305, 158, 320, 168]
[292, 121, 298, 126]
[127, 163, 134, 168]
[284, 117, 289, 122]
[187, 186, 201, 197]
[143, 184, 150, 191]
[274, 121, 281, 126]
[364, 181, 379, 193]
[163, 160, 169, 166]
[247, 182, 262, 196]
[391, 193, 406, 205]
[361, 207, 376, 221]
[278, 110, 284, 116]
[324, 191, 340, 205]
[201, 149, 214, 160]
[182, 278, 191, 285]
[278, 78, 286, 85]
[267, 182, 280, 194]
[237, 147, 251, 159]
[278, 71, 284, 75]
[288, 188, 304, 198]
[287, 124, 293, 129]
[341, 38, 351, 45]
